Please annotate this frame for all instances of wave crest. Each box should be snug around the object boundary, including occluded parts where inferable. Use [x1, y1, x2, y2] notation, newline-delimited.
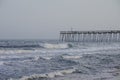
[10, 69, 76, 80]
[40, 43, 72, 49]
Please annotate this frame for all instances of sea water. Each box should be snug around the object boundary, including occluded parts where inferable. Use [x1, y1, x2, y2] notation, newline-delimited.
[0, 40, 120, 80]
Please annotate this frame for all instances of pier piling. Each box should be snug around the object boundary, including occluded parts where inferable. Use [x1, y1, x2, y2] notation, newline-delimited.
[59, 30, 120, 42]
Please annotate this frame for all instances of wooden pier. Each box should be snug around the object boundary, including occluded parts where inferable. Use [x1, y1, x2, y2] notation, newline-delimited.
[59, 30, 120, 42]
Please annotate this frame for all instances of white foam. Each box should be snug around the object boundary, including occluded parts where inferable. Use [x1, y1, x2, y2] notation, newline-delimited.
[46, 71, 64, 78]
[34, 56, 43, 61]
[0, 49, 34, 54]
[34, 56, 50, 61]
[60, 69, 76, 74]
[9, 69, 76, 80]
[62, 55, 81, 59]
[41, 43, 69, 49]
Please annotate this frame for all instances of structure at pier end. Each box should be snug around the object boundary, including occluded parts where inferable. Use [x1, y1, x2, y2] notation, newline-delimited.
[59, 30, 120, 42]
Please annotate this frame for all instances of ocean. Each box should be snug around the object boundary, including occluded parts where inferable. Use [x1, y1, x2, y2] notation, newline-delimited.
[0, 40, 120, 80]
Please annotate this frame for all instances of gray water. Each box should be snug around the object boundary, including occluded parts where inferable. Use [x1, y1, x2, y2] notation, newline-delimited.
[0, 40, 120, 80]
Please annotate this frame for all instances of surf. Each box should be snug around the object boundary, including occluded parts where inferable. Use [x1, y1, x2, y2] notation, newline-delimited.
[40, 43, 72, 49]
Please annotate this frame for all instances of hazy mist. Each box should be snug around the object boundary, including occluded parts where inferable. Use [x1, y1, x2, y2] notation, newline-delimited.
[0, 0, 120, 39]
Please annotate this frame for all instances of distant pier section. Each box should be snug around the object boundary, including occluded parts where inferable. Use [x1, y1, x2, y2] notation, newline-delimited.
[59, 30, 120, 42]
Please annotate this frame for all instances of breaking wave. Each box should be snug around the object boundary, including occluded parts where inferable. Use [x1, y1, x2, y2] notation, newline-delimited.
[14, 69, 76, 80]
[0, 42, 73, 49]
[1, 40, 120, 80]
[0, 55, 77, 80]
[40, 43, 73, 49]
[8, 53, 120, 80]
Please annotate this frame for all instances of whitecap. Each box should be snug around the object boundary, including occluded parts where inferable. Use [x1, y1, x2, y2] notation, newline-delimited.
[34, 56, 47, 61]
[62, 55, 81, 59]
[10, 68, 76, 80]
[40, 43, 70, 49]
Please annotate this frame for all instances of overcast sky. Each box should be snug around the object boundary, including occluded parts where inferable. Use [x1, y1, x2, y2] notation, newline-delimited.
[0, 0, 120, 39]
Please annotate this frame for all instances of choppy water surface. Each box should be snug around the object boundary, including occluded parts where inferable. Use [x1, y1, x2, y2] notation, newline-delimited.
[0, 40, 120, 80]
